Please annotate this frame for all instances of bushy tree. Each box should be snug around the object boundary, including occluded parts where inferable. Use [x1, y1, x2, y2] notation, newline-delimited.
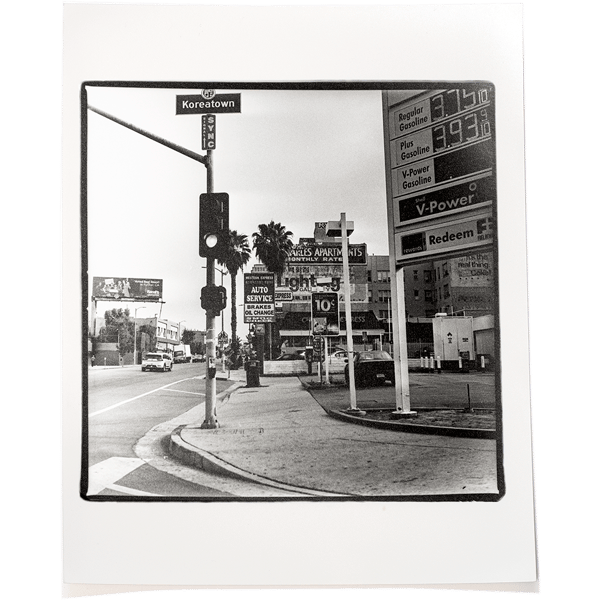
[252, 221, 294, 284]
[104, 307, 134, 356]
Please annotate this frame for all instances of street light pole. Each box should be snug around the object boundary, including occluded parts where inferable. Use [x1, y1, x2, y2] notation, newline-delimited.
[202, 148, 218, 428]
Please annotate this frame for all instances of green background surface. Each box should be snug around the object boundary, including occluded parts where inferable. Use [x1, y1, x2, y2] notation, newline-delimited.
[9, 0, 588, 599]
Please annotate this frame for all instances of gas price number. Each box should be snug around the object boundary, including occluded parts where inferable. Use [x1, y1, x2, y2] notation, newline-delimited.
[431, 108, 491, 152]
[430, 88, 491, 122]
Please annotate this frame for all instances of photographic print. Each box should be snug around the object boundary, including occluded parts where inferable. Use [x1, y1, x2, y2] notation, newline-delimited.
[82, 82, 503, 501]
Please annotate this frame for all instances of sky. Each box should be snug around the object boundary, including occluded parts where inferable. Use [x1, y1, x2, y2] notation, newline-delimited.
[86, 85, 412, 333]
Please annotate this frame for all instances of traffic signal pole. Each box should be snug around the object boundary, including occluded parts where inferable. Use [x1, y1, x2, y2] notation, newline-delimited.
[202, 148, 218, 429]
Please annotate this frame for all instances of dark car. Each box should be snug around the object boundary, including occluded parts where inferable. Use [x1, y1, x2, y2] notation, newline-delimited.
[345, 350, 395, 387]
[276, 352, 305, 361]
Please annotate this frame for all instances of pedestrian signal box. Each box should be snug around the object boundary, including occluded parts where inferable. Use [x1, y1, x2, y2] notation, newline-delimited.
[201, 285, 227, 314]
[199, 193, 229, 259]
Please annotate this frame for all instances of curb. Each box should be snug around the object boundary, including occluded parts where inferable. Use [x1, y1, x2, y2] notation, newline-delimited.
[168, 427, 349, 497]
[167, 379, 350, 497]
[299, 379, 496, 439]
[325, 408, 497, 439]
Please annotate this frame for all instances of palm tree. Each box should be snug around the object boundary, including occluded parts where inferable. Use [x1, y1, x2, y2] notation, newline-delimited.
[252, 221, 294, 284]
[252, 221, 294, 359]
[218, 230, 251, 364]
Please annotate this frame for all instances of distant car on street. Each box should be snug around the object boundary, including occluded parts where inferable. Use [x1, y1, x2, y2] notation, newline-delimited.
[141, 352, 173, 372]
[191, 354, 205, 363]
[345, 350, 395, 387]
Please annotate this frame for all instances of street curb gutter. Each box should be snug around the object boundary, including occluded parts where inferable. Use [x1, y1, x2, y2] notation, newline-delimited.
[168, 428, 348, 497]
[325, 409, 497, 440]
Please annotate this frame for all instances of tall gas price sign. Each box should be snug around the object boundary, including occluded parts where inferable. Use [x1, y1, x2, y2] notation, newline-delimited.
[382, 85, 496, 266]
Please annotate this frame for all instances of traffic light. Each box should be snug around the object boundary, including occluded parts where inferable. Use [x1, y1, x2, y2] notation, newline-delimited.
[201, 285, 227, 315]
[199, 192, 229, 259]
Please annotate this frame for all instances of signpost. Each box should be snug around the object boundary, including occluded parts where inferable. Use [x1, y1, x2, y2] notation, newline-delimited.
[382, 84, 496, 416]
[384, 85, 496, 267]
[175, 88, 241, 429]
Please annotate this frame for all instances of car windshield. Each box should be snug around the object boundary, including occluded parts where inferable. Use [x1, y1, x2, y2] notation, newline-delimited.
[146, 354, 162, 360]
[358, 351, 392, 361]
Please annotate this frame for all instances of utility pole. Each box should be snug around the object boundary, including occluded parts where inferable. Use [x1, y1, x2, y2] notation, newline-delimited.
[202, 148, 218, 429]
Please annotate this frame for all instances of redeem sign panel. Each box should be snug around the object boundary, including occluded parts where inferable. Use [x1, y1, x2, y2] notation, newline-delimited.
[382, 85, 496, 266]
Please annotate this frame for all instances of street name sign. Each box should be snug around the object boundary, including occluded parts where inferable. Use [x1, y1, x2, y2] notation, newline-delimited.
[202, 114, 216, 149]
[176, 93, 241, 115]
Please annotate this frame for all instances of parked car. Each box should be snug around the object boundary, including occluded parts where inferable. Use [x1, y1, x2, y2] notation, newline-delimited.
[191, 354, 205, 363]
[326, 350, 348, 373]
[345, 350, 395, 387]
[141, 352, 173, 372]
[276, 353, 305, 361]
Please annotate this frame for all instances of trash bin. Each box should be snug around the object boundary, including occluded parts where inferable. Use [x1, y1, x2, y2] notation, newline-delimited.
[246, 359, 260, 387]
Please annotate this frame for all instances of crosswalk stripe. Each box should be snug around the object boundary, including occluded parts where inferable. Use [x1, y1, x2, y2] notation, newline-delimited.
[105, 483, 162, 497]
[87, 457, 145, 495]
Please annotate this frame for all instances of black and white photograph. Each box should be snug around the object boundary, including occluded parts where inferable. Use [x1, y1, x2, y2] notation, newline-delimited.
[58, 2, 543, 592]
[82, 82, 503, 501]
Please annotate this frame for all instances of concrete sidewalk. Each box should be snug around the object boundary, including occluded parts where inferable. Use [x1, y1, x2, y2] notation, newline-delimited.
[169, 372, 499, 498]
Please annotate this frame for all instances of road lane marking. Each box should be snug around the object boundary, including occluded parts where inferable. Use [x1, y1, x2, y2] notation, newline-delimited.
[168, 389, 206, 396]
[87, 457, 145, 495]
[89, 378, 200, 417]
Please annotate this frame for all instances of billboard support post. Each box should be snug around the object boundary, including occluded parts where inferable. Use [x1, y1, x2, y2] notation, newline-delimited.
[337, 213, 363, 415]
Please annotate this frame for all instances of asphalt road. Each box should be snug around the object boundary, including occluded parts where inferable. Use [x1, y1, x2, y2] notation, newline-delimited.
[85, 362, 237, 498]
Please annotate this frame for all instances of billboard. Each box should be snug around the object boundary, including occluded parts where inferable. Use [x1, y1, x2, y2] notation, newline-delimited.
[311, 292, 340, 336]
[244, 273, 275, 323]
[92, 277, 163, 301]
[450, 252, 493, 288]
[288, 242, 367, 265]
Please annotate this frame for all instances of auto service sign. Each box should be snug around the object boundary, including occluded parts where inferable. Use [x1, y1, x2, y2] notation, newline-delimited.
[244, 273, 275, 323]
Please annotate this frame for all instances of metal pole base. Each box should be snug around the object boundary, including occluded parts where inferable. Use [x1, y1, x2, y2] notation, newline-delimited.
[342, 408, 366, 417]
[200, 419, 219, 429]
[390, 410, 418, 419]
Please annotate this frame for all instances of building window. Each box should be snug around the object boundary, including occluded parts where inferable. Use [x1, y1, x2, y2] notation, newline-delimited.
[367, 270, 372, 283]
[443, 284, 450, 298]
[378, 289, 391, 303]
[424, 270, 432, 283]
[379, 309, 390, 320]
[414, 289, 420, 300]
[425, 290, 433, 302]
[377, 270, 390, 283]
[442, 262, 449, 278]
[368, 290, 373, 302]
[413, 270, 419, 281]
